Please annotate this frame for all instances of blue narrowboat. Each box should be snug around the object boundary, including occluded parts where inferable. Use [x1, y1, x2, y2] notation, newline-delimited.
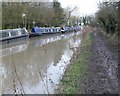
[31, 27, 43, 36]
[42, 27, 61, 34]
[31, 27, 61, 36]
[30, 26, 81, 37]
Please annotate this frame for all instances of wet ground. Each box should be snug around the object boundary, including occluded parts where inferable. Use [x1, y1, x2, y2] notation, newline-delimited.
[79, 31, 119, 94]
[0, 31, 82, 94]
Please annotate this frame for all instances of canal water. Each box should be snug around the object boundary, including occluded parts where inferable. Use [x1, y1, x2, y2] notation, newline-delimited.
[0, 31, 82, 94]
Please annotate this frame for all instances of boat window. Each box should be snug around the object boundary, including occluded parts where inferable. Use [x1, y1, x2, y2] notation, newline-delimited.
[16, 30, 21, 35]
[0, 32, 2, 38]
[41, 29, 43, 32]
[53, 29, 55, 32]
[11, 30, 18, 36]
[45, 29, 48, 32]
[2, 31, 9, 38]
[21, 29, 26, 34]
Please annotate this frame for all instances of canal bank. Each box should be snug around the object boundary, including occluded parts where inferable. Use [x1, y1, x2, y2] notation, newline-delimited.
[56, 26, 93, 94]
[56, 26, 119, 94]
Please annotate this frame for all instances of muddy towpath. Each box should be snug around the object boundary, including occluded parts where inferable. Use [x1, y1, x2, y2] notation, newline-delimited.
[79, 29, 119, 94]
[57, 26, 119, 95]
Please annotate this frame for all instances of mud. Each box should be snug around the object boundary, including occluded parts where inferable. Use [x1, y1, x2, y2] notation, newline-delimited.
[79, 31, 119, 94]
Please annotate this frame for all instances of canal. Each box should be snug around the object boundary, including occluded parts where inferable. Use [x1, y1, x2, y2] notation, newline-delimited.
[1, 31, 82, 94]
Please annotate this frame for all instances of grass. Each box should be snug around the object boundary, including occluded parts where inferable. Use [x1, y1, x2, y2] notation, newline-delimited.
[56, 31, 93, 94]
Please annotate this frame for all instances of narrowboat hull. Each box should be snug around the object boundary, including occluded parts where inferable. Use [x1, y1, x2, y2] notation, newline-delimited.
[29, 33, 41, 37]
[0, 28, 29, 42]
[1, 34, 29, 41]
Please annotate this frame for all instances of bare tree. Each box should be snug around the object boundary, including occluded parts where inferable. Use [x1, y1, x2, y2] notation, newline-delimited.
[64, 6, 78, 26]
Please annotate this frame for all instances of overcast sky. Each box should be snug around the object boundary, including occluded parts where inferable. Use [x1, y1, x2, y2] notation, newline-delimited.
[58, 0, 101, 16]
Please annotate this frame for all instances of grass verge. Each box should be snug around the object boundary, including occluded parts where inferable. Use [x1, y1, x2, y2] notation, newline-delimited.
[56, 31, 93, 94]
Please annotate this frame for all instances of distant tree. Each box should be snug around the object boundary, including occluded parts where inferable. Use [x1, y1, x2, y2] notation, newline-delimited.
[68, 16, 80, 26]
[52, 0, 65, 26]
[2, 1, 82, 29]
[96, 1, 118, 34]
[2, 1, 65, 29]
[64, 6, 78, 26]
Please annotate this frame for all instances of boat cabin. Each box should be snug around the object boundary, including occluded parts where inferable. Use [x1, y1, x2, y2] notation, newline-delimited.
[0, 28, 29, 41]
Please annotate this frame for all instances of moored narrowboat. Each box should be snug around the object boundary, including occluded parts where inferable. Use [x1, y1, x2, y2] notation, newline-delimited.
[0, 28, 29, 41]
[30, 27, 43, 37]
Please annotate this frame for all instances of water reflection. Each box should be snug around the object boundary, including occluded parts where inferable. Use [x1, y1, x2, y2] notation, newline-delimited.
[1, 32, 82, 94]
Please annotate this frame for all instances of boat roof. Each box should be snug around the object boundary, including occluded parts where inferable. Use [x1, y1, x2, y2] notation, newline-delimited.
[0, 28, 26, 33]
